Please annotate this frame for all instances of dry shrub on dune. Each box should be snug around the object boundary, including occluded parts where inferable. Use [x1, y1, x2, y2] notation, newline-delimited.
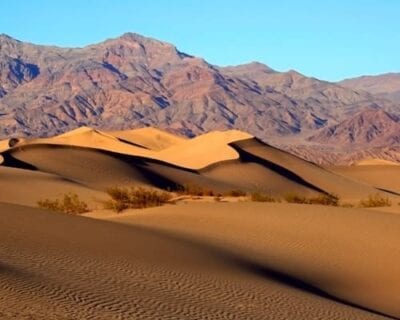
[250, 192, 279, 203]
[284, 193, 339, 206]
[359, 194, 392, 208]
[224, 189, 247, 197]
[104, 187, 173, 212]
[37, 193, 89, 214]
[177, 184, 215, 197]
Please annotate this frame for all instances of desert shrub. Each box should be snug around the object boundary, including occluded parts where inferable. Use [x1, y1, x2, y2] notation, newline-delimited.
[224, 189, 247, 197]
[177, 184, 215, 196]
[359, 194, 392, 208]
[37, 193, 89, 214]
[308, 194, 339, 206]
[284, 193, 338, 206]
[284, 193, 309, 204]
[250, 192, 278, 203]
[104, 187, 173, 213]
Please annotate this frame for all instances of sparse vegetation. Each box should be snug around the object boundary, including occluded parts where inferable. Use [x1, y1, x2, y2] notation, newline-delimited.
[104, 186, 173, 212]
[359, 194, 392, 208]
[37, 193, 89, 214]
[177, 184, 215, 196]
[284, 194, 309, 204]
[224, 189, 247, 197]
[284, 193, 339, 206]
[308, 194, 339, 206]
[250, 192, 279, 203]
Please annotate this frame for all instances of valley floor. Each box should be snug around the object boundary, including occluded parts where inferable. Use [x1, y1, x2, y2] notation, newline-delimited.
[1, 202, 399, 320]
[1, 127, 400, 319]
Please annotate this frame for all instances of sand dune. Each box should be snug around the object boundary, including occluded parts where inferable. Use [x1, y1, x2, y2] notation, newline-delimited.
[108, 127, 186, 150]
[1, 127, 396, 201]
[24, 126, 154, 158]
[1, 126, 399, 319]
[3, 145, 177, 190]
[0, 202, 394, 320]
[354, 158, 400, 166]
[201, 161, 320, 196]
[102, 202, 400, 319]
[155, 130, 252, 169]
[0, 166, 106, 206]
[0, 139, 9, 153]
[11, 127, 252, 170]
[329, 164, 400, 194]
[231, 139, 391, 201]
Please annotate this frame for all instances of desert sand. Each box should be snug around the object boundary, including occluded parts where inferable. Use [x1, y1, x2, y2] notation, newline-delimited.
[353, 159, 400, 166]
[329, 163, 400, 195]
[0, 140, 9, 153]
[108, 127, 187, 150]
[99, 202, 400, 318]
[0, 202, 398, 319]
[2, 127, 393, 201]
[1, 126, 399, 319]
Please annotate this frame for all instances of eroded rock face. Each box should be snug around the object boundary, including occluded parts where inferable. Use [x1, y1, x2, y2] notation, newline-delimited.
[0, 33, 399, 163]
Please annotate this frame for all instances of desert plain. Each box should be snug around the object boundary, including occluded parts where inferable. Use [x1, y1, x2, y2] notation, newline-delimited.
[0, 126, 399, 320]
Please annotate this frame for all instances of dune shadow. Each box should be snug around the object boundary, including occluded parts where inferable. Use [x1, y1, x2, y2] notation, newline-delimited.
[126, 223, 398, 320]
[0, 151, 38, 170]
[1, 144, 193, 190]
[376, 187, 400, 196]
[228, 140, 327, 194]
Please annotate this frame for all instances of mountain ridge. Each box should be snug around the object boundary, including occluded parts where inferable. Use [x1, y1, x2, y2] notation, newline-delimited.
[0, 32, 399, 165]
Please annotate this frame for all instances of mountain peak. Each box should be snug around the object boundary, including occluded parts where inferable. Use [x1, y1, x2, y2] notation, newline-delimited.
[0, 32, 397, 157]
[0, 33, 20, 43]
[103, 32, 177, 49]
[220, 61, 276, 78]
[119, 32, 155, 42]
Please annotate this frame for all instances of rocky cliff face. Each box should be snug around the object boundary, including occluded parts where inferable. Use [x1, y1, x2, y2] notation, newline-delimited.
[0, 33, 399, 164]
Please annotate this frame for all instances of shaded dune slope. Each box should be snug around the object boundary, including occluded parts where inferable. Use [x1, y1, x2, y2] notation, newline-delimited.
[0, 129, 395, 202]
[0, 202, 395, 320]
[1, 141, 330, 198]
[0, 166, 106, 206]
[230, 138, 388, 201]
[329, 164, 400, 194]
[2, 145, 180, 191]
[107, 127, 187, 151]
[108, 202, 400, 319]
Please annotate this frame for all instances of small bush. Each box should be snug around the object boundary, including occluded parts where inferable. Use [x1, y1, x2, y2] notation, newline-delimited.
[284, 194, 309, 204]
[224, 189, 247, 197]
[177, 184, 215, 196]
[250, 192, 278, 203]
[284, 193, 338, 206]
[105, 187, 173, 213]
[308, 194, 339, 206]
[37, 193, 89, 214]
[359, 194, 391, 208]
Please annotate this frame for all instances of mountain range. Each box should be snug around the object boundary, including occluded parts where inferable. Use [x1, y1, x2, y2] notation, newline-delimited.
[0, 32, 399, 164]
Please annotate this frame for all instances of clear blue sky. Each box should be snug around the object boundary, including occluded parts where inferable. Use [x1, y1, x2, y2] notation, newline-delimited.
[1, 0, 399, 81]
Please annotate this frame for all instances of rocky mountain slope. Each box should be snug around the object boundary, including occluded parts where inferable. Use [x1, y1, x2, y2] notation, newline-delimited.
[340, 73, 400, 103]
[0, 33, 399, 164]
[282, 109, 400, 165]
[307, 109, 400, 148]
